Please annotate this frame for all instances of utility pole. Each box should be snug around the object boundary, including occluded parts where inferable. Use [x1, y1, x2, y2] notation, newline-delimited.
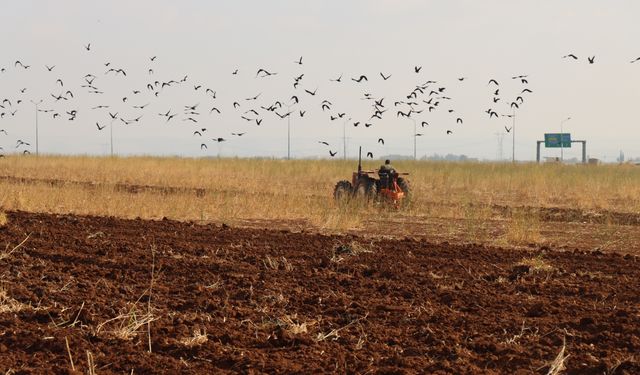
[502, 111, 516, 162]
[412, 118, 417, 160]
[286, 104, 292, 160]
[560, 117, 571, 162]
[109, 118, 115, 157]
[494, 132, 505, 161]
[342, 117, 351, 160]
[30, 99, 43, 156]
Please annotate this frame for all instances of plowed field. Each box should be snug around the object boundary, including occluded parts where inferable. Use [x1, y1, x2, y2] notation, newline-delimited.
[1, 211, 639, 374]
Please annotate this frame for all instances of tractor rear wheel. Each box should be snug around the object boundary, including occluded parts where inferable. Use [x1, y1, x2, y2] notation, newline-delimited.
[397, 177, 411, 205]
[333, 180, 353, 201]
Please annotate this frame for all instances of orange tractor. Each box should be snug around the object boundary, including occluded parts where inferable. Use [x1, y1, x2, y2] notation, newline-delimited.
[333, 147, 410, 206]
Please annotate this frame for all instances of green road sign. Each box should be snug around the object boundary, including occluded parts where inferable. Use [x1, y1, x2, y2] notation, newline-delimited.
[544, 133, 571, 148]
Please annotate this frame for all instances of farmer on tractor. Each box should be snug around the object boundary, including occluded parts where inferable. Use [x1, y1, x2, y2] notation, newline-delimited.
[378, 159, 395, 189]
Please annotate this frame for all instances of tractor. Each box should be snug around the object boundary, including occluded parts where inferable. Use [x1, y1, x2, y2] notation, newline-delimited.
[333, 147, 411, 206]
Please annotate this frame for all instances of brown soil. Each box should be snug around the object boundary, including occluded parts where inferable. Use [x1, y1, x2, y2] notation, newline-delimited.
[1, 211, 639, 374]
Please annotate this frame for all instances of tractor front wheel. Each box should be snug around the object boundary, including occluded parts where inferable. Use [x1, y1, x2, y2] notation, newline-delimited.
[333, 180, 353, 201]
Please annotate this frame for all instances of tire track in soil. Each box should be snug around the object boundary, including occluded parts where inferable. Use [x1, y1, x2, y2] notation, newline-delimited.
[0, 211, 638, 374]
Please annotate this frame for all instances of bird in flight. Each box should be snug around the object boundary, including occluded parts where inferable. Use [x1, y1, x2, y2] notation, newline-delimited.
[631, 57, 640, 63]
[256, 68, 277, 77]
[330, 74, 343, 82]
[562, 54, 578, 60]
[446, 130, 453, 134]
[380, 72, 391, 80]
[329, 150, 337, 157]
[366, 152, 373, 158]
[45, 65, 55, 72]
[456, 118, 463, 124]
[587, 56, 595, 64]
[84, 43, 91, 51]
[352, 75, 368, 83]
[505, 126, 512, 133]
[232, 132, 246, 136]
[378, 138, 384, 145]
[414, 66, 422, 73]
[488, 79, 499, 86]
[96, 122, 106, 130]
[318, 141, 329, 146]
[294, 56, 303, 65]
[304, 88, 317, 96]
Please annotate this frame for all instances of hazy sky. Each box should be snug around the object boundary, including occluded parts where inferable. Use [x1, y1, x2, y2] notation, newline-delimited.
[1, 1, 640, 161]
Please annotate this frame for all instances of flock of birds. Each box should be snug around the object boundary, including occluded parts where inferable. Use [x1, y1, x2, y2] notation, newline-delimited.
[1, 45, 638, 159]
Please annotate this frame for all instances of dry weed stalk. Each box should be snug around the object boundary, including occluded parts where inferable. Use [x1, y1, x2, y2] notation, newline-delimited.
[546, 337, 569, 375]
[65, 336, 75, 371]
[97, 303, 158, 341]
[86, 350, 96, 375]
[0, 233, 30, 261]
[315, 313, 368, 342]
[180, 328, 209, 348]
[0, 285, 30, 313]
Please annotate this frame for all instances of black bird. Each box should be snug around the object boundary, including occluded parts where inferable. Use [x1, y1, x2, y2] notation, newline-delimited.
[318, 141, 329, 146]
[245, 93, 261, 101]
[488, 79, 499, 86]
[201, 143, 207, 150]
[16, 140, 30, 148]
[304, 88, 317, 96]
[446, 130, 453, 134]
[291, 95, 299, 104]
[366, 152, 373, 158]
[563, 54, 578, 60]
[150, 56, 157, 61]
[364, 123, 373, 127]
[233, 102, 240, 109]
[255, 119, 262, 125]
[212, 137, 226, 142]
[96, 122, 106, 130]
[353, 122, 360, 127]
[194, 85, 202, 90]
[294, 56, 303, 65]
[329, 150, 337, 157]
[587, 56, 595, 64]
[84, 43, 91, 51]
[299, 110, 305, 117]
[378, 138, 384, 145]
[194, 131, 202, 136]
[232, 69, 238, 75]
[109, 112, 118, 119]
[330, 74, 343, 82]
[456, 118, 463, 124]
[232, 132, 246, 136]
[505, 126, 512, 133]
[352, 75, 368, 83]
[414, 66, 422, 73]
[510, 102, 519, 109]
[45, 65, 55, 72]
[380, 72, 391, 80]
[210, 107, 221, 114]
[256, 68, 277, 77]
[421, 121, 429, 127]
[276, 111, 292, 119]
[631, 57, 640, 63]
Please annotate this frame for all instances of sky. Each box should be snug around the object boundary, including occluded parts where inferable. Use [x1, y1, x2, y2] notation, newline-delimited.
[1, 0, 640, 162]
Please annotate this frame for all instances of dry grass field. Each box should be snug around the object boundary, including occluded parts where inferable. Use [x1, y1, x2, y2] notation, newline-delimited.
[2, 156, 640, 373]
[1, 155, 639, 250]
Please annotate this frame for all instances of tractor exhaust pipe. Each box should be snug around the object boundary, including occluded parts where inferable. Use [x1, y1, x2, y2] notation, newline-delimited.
[358, 146, 362, 174]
